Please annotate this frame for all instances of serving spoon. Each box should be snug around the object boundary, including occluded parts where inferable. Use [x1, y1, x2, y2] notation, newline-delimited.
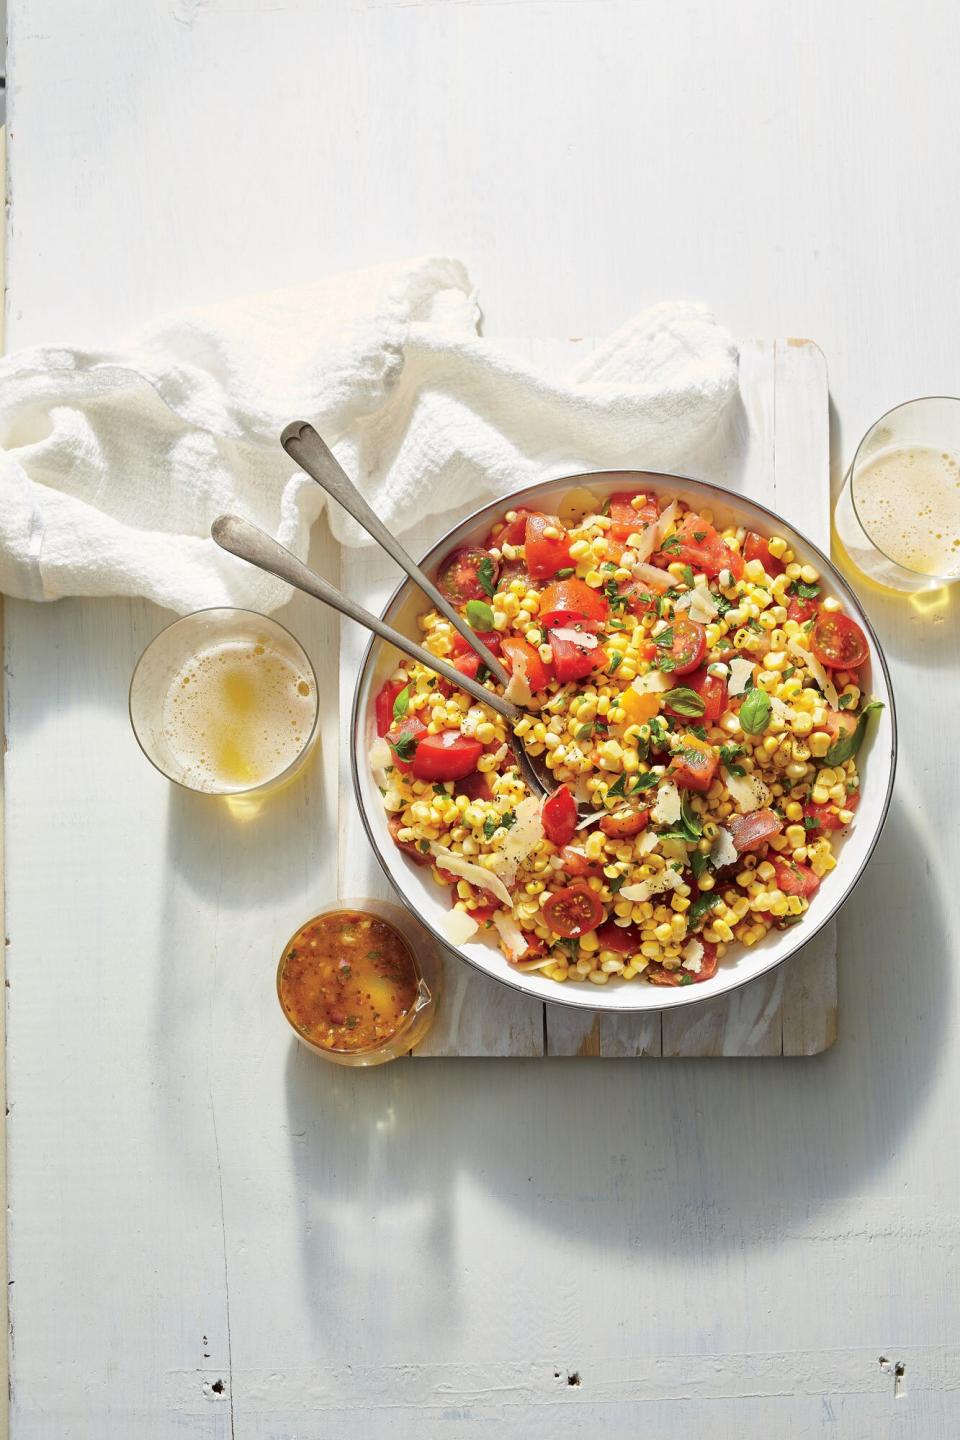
[210, 514, 555, 804]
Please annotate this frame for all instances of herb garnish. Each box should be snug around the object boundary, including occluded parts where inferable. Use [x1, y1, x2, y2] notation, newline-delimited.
[789, 579, 821, 600]
[477, 556, 497, 598]
[823, 700, 883, 766]
[390, 732, 419, 763]
[392, 686, 410, 721]
[662, 686, 706, 717]
[739, 688, 772, 734]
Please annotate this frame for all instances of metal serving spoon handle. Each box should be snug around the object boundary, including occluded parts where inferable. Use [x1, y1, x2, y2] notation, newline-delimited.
[211, 515, 524, 726]
[280, 421, 511, 689]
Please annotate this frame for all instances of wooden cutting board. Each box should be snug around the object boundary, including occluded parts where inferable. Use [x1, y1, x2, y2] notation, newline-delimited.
[337, 338, 836, 1057]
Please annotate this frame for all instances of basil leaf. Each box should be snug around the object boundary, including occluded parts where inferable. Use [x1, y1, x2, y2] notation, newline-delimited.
[838, 692, 855, 709]
[662, 686, 706, 717]
[689, 724, 708, 740]
[465, 598, 494, 630]
[659, 534, 682, 555]
[688, 892, 721, 929]
[782, 665, 795, 680]
[608, 653, 624, 674]
[680, 564, 695, 589]
[739, 688, 772, 734]
[719, 744, 745, 767]
[802, 815, 820, 829]
[576, 722, 595, 740]
[392, 685, 411, 721]
[417, 840, 430, 855]
[629, 773, 660, 792]
[555, 567, 576, 579]
[693, 530, 707, 543]
[714, 594, 732, 617]
[824, 700, 883, 766]
[607, 774, 628, 798]
[477, 556, 497, 599]
[690, 851, 710, 881]
[608, 875, 624, 893]
[789, 579, 821, 600]
[655, 627, 675, 649]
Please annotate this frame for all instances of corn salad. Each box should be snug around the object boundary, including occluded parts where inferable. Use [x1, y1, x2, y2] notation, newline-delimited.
[370, 490, 880, 988]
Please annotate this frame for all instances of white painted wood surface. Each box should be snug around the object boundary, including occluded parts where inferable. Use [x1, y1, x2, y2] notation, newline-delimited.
[6, 1, 960, 1436]
[341, 337, 837, 1057]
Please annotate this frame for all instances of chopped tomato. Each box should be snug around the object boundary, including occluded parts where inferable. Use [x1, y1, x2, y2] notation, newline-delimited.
[375, 679, 405, 737]
[538, 579, 608, 629]
[802, 802, 845, 832]
[524, 512, 573, 579]
[608, 491, 659, 543]
[670, 733, 719, 793]
[450, 653, 482, 682]
[655, 513, 745, 580]
[675, 665, 727, 723]
[541, 785, 578, 846]
[560, 846, 604, 878]
[824, 707, 858, 742]
[596, 919, 643, 954]
[744, 531, 785, 576]
[787, 594, 818, 624]
[437, 547, 498, 604]
[388, 814, 430, 865]
[811, 612, 869, 669]
[542, 883, 604, 937]
[385, 714, 427, 772]
[774, 858, 820, 897]
[487, 508, 529, 548]
[448, 887, 498, 925]
[728, 808, 783, 852]
[449, 775, 491, 808]
[450, 629, 501, 656]
[600, 807, 650, 837]
[623, 583, 660, 616]
[664, 615, 707, 676]
[647, 941, 719, 986]
[550, 633, 603, 683]
[496, 558, 532, 591]
[410, 730, 483, 782]
[500, 635, 554, 692]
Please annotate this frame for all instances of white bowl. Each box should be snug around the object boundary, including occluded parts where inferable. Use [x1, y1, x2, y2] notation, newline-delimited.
[351, 472, 897, 1012]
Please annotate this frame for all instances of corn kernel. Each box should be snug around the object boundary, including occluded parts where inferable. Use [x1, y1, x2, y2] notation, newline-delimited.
[767, 536, 787, 559]
[799, 564, 820, 584]
[785, 801, 803, 822]
[809, 732, 831, 759]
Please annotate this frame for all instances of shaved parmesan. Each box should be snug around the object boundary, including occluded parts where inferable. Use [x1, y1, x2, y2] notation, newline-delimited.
[635, 830, 660, 856]
[442, 910, 480, 946]
[722, 767, 770, 814]
[630, 669, 671, 696]
[651, 779, 682, 825]
[630, 561, 674, 592]
[492, 910, 529, 963]
[681, 938, 704, 973]
[769, 695, 802, 724]
[630, 499, 678, 562]
[505, 669, 535, 709]
[728, 657, 756, 697]
[619, 869, 684, 904]
[674, 583, 719, 624]
[549, 627, 598, 649]
[787, 635, 839, 708]
[428, 843, 514, 908]
[575, 811, 606, 831]
[709, 827, 738, 869]
[496, 795, 543, 883]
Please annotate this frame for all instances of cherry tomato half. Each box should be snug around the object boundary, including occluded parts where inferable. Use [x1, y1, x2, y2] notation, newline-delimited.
[538, 579, 608, 629]
[487, 508, 529, 548]
[550, 633, 603, 683]
[671, 666, 727, 723]
[410, 730, 484, 782]
[542, 883, 604, 938]
[500, 635, 554, 692]
[450, 629, 501, 656]
[811, 612, 869, 669]
[824, 707, 858, 742]
[524, 512, 573, 580]
[437, 547, 499, 604]
[560, 846, 605, 878]
[600, 807, 650, 837]
[656, 514, 744, 580]
[787, 594, 818, 625]
[666, 616, 707, 676]
[802, 802, 845, 833]
[388, 813, 431, 865]
[728, 808, 783, 852]
[541, 785, 578, 847]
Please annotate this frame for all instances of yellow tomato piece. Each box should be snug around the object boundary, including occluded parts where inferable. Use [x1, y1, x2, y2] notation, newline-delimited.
[619, 688, 662, 725]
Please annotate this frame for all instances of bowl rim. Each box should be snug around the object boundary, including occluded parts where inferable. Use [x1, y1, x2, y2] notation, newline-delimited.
[350, 468, 898, 1013]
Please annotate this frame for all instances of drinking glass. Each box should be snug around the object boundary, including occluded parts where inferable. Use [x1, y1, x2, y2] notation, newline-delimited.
[129, 607, 320, 798]
[833, 396, 960, 593]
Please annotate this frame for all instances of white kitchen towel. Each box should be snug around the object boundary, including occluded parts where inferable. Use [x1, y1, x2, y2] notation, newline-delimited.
[0, 256, 738, 615]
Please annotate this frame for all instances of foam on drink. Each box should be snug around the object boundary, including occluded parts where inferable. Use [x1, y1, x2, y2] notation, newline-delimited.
[162, 639, 315, 792]
[854, 444, 960, 578]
